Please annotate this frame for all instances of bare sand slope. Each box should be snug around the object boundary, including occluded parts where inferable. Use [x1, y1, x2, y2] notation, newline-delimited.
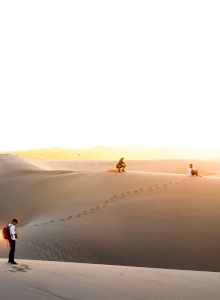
[0, 259, 220, 300]
[24, 156, 220, 175]
[0, 154, 39, 175]
[1, 155, 220, 272]
[3, 153, 220, 175]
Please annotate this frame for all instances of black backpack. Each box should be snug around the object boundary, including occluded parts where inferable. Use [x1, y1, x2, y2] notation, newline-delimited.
[2, 225, 11, 240]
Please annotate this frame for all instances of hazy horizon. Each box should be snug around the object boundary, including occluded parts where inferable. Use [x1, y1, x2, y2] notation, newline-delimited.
[2, 145, 220, 161]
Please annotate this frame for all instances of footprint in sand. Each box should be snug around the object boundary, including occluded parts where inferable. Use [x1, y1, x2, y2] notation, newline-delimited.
[110, 198, 117, 202]
[20, 264, 32, 270]
[148, 186, 154, 191]
[9, 266, 28, 272]
[131, 190, 138, 194]
[159, 184, 167, 188]
[101, 204, 108, 208]
[71, 181, 176, 220]
[60, 218, 66, 222]
[102, 204, 108, 209]
[49, 220, 55, 223]
[75, 184, 168, 219]
[34, 224, 39, 227]
[95, 205, 102, 210]
[104, 200, 111, 204]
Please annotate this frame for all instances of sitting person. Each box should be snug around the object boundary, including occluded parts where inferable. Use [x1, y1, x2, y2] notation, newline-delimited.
[187, 163, 199, 176]
[116, 157, 126, 172]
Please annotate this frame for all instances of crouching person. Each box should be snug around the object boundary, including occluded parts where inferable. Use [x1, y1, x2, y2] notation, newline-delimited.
[116, 158, 126, 172]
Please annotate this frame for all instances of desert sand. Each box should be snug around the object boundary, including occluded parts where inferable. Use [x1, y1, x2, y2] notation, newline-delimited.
[1, 258, 220, 300]
[1, 154, 220, 299]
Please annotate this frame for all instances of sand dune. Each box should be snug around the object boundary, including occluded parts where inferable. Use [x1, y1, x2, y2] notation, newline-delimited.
[0, 154, 39, 175]
[1, 154, 220, 271]
[24, 156, 220, 176]
[1, 258, 220, 300]
[3, 153, 220, 175]
[1, 154, 220, 298]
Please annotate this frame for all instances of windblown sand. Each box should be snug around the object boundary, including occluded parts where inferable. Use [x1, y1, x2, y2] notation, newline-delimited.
[1, 154, 220, 299]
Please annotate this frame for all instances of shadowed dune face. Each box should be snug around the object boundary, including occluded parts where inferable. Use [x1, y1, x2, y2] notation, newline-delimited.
[1, 155, 220, 271]
[0, 154, 39, 175]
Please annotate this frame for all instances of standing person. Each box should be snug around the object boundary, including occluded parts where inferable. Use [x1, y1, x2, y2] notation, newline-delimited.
[116, 158, 126, 172]
[187, 163, 199, 176]
[8, 218, 19, 264]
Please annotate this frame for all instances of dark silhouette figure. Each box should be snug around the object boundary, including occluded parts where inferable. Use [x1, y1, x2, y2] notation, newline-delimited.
[116, 158, 126, 172]
[8, 218, 19, 264]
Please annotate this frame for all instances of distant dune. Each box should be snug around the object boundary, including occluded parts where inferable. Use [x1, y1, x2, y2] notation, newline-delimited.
[0, 154, 39, 174]
[28, 157, 220, 176]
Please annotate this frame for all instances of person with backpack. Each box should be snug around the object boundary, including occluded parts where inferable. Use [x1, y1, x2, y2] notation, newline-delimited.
[7, 218, 19, 264]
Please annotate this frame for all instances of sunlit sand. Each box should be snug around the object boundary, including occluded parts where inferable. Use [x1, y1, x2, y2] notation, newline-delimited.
[1, 154, 220, 299]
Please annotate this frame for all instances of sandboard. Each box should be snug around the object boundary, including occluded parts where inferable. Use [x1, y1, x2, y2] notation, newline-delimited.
[107, 169, 126, 172]
[107, 169, 118, 172]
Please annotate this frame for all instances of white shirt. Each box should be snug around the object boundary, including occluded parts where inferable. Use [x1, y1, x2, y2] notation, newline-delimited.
[187, 168, 193, 176]
[8, 224, 16, 241]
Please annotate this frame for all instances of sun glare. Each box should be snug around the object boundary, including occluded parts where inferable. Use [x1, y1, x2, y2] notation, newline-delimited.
[0, 1, 220, 152]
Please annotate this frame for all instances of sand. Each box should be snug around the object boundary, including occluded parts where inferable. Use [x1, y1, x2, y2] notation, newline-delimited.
[1, 259, 220, 300]
[1, 154, 220, 299]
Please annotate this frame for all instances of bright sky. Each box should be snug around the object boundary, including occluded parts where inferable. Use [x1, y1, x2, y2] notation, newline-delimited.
[0, 1, 220, 151]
